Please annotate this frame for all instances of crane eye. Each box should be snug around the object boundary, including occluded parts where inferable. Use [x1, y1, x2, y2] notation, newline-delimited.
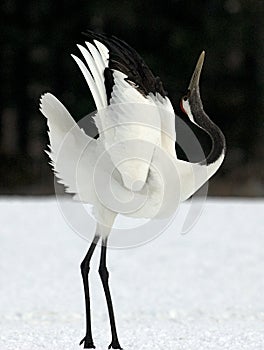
[183, 89, 191, 101]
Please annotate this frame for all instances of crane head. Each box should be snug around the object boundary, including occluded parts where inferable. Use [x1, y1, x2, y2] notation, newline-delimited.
[180, 51, 205, 124]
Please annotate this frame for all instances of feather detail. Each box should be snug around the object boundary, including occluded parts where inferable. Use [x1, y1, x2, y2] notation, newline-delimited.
[94, 39, 109, 64]
[39, 92, 96, 199]
[77, 44, 106, 107]
[71, 54, 104, 110]
[85, 41, 106, 74]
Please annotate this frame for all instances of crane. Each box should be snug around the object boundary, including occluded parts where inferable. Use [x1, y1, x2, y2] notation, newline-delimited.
[40, 31, 226, 349]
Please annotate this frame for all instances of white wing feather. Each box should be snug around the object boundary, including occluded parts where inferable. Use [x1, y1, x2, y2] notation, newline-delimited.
[40, 92, 97, 200]
[93, 70, 162, 190]
[71, 54, 104, 111]
[85, 41, 106, 74]
[77, 44, 106, 106]
[94, 40, 109, 64]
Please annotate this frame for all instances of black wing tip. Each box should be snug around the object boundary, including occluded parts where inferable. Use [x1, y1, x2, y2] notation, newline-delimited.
[82, 30, 135, 53]
[82, 30, 114, 43]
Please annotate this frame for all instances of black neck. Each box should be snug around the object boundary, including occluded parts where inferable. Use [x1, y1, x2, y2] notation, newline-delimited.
[190, 93, 226, 165]
[199, 113, 226, 165]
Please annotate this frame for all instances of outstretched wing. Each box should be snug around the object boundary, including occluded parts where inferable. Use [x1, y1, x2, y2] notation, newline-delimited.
[73, 31, 176, 191]
[40, 93, 97, 200]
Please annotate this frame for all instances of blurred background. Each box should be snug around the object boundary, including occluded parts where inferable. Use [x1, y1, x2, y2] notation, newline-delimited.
[0, 0, 263, 197]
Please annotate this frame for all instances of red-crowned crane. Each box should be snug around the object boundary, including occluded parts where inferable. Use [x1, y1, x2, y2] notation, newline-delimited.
[40, 31, 226, 349]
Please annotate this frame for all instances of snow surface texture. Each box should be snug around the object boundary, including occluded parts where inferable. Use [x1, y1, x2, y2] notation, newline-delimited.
[0, 197, 264, 350]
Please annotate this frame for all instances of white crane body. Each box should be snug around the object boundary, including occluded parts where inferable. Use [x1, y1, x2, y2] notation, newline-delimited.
[40, 39, 225, 229]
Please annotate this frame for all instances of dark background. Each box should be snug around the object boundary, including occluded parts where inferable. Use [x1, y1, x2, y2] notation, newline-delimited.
[0, 0, 263, 196]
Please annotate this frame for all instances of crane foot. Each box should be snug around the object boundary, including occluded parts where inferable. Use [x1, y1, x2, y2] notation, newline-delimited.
[79, 336, 96, 348]
[108, 340, 123, 349]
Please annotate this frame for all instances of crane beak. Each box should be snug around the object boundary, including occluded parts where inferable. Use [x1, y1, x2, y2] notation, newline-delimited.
[188, 51, 205, 92]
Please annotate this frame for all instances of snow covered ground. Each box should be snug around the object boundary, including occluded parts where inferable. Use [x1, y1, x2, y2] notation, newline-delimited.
[1, 197, 264, 350]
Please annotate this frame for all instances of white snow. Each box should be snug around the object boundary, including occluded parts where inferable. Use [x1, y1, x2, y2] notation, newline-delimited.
[0, 197, 264, 349]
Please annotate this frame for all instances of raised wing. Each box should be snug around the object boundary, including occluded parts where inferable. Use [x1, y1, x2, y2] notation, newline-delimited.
[73, 31, 176, 191]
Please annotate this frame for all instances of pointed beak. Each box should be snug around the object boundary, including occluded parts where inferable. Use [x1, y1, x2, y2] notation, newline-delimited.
[188, 51, 205, 92]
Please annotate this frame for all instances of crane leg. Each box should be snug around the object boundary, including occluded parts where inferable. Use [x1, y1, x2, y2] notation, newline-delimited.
[80, 235, 100, 349]
[99, 238, 123, 349]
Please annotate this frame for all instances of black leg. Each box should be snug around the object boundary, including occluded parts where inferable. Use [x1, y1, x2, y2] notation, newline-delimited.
[99, 238, 123, 349]
[80, 235, 100, 349]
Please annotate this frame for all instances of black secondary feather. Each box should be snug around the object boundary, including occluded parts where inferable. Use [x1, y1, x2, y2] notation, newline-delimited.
[83, 30, 167, 103]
